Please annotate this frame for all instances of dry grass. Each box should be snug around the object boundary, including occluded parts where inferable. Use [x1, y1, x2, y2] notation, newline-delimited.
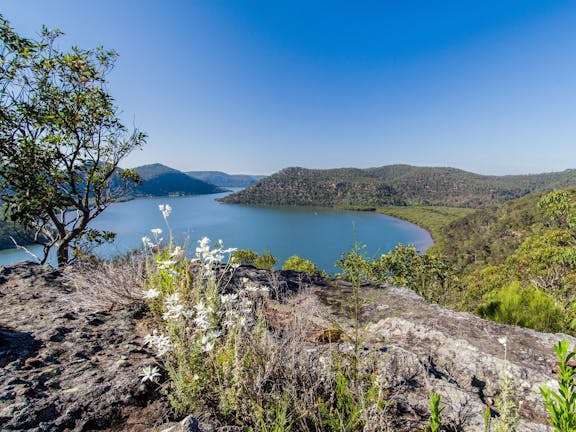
[63, 252, 147, 311]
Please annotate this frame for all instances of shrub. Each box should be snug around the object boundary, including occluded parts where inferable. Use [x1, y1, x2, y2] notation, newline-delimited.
[254, 251, 278, 270]
[282, 255, 320, 275]
[231, 249, 258, 266]
[540, 339, 576, 432]
[477, 281, 566, 333]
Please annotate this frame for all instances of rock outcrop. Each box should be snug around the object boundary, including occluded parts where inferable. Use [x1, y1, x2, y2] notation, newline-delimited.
[1, 262, 573, 431]
[0, 262, 173, 431]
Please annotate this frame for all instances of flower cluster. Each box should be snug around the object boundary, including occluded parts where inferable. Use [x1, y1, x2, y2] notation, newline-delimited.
[143, 288, 160, 299]
[144, 330, 172, 356]
[195, 237, 236, 270]
[162, 292, 193, 320]
[142, 227, 164, 249]
[159, 204, 172, 219]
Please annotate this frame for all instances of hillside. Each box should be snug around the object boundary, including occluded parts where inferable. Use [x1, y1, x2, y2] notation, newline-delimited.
[132, 163, 226, 196]
[220, 165, 576, 208]
[436, 190, 552, 273]
[360, 186, 576, 334]
[186, 170, 265, 187]
[0, 217, 35, 250]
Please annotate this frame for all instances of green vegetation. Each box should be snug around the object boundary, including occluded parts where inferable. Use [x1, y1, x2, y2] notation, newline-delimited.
[477, 282, 565, 333]
[232, 249, 278, 270]
[336, 187, 576, 335]
[492, 375, 520, 432]
[281, 255, 321, 275]
[255, 251, 278, 270]
[220, 165, 576, 208]
[0, 15, 145, 265]
[186, 170, 265, 188]
[141, 208, 393, 431]
[376, 205, 474, 248]
[337, 243, 459, 305]
[540, 340, 576, 432]
[426, 392, 443, 432]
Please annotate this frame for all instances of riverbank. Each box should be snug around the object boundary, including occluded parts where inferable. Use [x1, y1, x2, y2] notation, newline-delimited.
[376, 205, 475, 251]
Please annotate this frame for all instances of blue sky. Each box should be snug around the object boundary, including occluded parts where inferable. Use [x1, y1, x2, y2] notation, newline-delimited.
[2, 1, 576, 175]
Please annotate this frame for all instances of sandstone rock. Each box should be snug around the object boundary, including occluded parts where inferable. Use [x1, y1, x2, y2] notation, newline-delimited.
[0, 262, 173, 431]
[1, 262, 572, 431]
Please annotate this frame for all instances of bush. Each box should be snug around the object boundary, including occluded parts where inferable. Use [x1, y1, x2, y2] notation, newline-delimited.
[231, 249, 258, 266]
[477, 281, 566, 333]
[282, 255, 320, 275]
[254, 251, 278, 270]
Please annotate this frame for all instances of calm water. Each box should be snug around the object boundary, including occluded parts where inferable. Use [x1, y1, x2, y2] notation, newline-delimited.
[0, 190, 432, 273]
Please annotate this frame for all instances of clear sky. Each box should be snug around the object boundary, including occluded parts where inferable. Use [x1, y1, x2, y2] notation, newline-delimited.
[2, 1, 576, 175]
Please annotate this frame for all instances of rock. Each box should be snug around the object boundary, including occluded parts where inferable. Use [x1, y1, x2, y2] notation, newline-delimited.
[0, 261, 571, 431]
[160, 416, 202, 432]
[313, 281, 572, 431]
[0, 262, 173, 431]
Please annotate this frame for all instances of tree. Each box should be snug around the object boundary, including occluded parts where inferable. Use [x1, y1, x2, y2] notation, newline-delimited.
[0, 15, 146, 266]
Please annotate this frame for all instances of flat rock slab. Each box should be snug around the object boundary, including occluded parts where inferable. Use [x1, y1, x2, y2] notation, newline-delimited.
[0, 262, 171, 431]
[313, 281, 574, 431]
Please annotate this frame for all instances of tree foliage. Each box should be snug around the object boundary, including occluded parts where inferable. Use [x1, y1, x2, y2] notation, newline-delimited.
[0, 15, 146, 265]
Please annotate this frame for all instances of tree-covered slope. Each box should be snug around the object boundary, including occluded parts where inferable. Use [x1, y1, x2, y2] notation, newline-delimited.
[346, 186, 576, 334]
[220, 165, 576, 208]
[132, 164, 225, 196]
[0, 217, 34, 250]
[186, 171, 265, 188]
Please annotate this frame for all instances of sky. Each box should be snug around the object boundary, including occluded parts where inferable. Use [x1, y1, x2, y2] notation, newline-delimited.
[2, 1, 576, 175]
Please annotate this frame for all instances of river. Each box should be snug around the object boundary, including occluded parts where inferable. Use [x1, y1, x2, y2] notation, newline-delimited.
[0, 190, 433, 273]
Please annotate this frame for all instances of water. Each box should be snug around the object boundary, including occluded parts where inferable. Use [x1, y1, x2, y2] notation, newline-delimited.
[0, 190, 433, 273]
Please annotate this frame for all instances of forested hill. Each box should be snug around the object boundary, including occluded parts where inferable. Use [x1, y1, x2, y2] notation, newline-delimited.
[219, 165, 576, 208]
[131, 164, 226, 196]
[186, 171, 265, 188]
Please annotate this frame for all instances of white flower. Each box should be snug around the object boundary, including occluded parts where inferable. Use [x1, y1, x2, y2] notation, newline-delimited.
[159, 204, 172, 219]
[165, 293, 180, 306]
[162, 304, 186, 320]
[220, 293, 238, 305]
[498, 336, 508, 347]
[144, 331, 172, 356]
[170, 246, 185, 262]
[194, 301, 213, 316]
[157, 260, 176, 270]
[151, 228, 162, 236]
[194, 316, 212, 330]
[142, 236, 155, 249]
[202, 340, 215, 353]
[206, 330, 222, 340]
[239, 298, 253, 309]
[200, 332, 220, 353]
[142, 288, 160, 299]
[141, 365, 161, 383]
